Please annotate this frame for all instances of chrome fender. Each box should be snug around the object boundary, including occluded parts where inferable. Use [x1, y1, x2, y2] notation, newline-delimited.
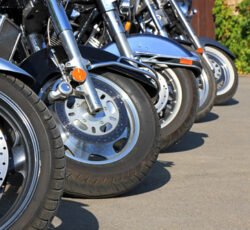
[0, 58, 35, 86]
[104, 34, 202, 75]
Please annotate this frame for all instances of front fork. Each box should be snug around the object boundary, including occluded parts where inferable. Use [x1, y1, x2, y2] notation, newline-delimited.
[97, 0, 134, 58]
[46, 0, 103, 114]
[166, 0, 214, 72]
[143, 0, 169, 37]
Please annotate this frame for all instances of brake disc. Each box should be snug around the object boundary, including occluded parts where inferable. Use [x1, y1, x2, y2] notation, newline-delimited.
[55, 78, 128, 143]
[154, 71, 169, 114]
[0, 129, 9, 188]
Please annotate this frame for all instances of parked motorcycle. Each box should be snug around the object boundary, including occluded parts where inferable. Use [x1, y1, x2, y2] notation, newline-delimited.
[147, 0, 238, 105]
[0, 0, 161, 198]
[64, 0, 202, 150]
[0, 57, 65, 228]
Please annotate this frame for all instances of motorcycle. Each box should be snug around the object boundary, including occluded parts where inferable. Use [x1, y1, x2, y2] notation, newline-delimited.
[64, 0, 202, 150]
[139, 0, 238, 105]
[0, 26, 65, 229]
[0, 0, 161, 198]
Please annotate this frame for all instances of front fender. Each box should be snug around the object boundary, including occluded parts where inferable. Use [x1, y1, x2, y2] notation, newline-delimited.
[104, 34, 202, 76]
[20, 45, 158, 97]
[0, 58, 35, 86]
[199, 37, 235, 60]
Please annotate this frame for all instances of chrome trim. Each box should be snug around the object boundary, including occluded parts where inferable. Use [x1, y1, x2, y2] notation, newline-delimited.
[98, 0, 117, 12]
[99, 0, 135, 58]
[46, 0, 72, 34]
[119, 0, 131, 15]
[134, 52, 199, 61]
[9, 32, 21, 61]
[167, 0, 214, 71]
[140, 58, 202, 72]
[46, 0, 103, 114]
[104, 10, 134, 58]
[59, 30, 103, 114]
[117, 56, 159, 78]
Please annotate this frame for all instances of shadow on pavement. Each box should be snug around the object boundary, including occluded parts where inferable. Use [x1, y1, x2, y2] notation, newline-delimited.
[163, 131, 208, 153]
[215, 98, 239, 106]
[195, 112, 219, 123]
[123, 161, 173, 197]
[50, 200, 99, 230]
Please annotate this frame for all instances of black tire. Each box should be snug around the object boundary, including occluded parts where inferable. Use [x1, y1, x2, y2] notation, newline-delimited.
[0, 74, 65, 230]
[158, 67, 199, 151]
[41, 70, 160, 198]
[182, 45, 216, 121]
[204, 46, 239, 105]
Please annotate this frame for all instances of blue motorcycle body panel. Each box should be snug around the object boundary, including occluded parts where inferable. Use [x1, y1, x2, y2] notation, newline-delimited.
[104, 34, 200, 60]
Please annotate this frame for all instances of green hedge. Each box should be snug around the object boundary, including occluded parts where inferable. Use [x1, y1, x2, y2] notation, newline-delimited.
[213, 0, 250, 74]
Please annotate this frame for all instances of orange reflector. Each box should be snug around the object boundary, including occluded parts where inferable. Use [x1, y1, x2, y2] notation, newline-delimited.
[180, 58, 193, 65]
[125, 21, 131, 32]
[197, 48, 204, 54]
[72, 68, 87, 82]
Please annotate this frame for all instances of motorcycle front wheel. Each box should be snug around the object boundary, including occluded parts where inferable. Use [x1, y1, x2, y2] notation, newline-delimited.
[41, 70, 160, 198]
[0, 74, 65, 230]
[205, 46, 238, 105]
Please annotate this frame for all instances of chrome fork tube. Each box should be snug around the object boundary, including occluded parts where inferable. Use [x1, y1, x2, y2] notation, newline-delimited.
[98, 0, 134, 58]
[143, 0, 169, 37]
[168, 0, 214, 71]
[46, 0, 103, 113]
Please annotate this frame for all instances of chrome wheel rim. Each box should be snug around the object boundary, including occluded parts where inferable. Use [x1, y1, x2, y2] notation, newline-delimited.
[197, 69, 209, 107]
[0, 92, 40, 229]
[205, 47, 235, 96]
[154, 68, 183, 129]
[43, 74, 139, 165]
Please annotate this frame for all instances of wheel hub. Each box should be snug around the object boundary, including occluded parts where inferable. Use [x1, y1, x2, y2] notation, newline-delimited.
[209, 56, 225, 91]
[55, 79, 128, 145]
[154, 73, 169, 113]
[65, 91, 120, 136]
[211, 59, 222, 80]
[0, 129, 9, 188]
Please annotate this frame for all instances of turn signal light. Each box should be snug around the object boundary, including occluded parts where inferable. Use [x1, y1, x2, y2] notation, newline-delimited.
[72, 68, 87, 82]
[125, 21, 131, 32]
[180, 58, 193, 65]
[197, 48, 204, 54]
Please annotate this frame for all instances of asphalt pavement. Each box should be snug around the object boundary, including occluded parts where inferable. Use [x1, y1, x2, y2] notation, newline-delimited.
[51, 76, 250, 230]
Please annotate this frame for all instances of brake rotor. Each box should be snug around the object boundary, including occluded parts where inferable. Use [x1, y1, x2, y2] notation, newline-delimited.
[0, 129, 9, 188]
[210, 58, 224, 90]
[54, 78, 128, 144]
[154, 72, 169, 113]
